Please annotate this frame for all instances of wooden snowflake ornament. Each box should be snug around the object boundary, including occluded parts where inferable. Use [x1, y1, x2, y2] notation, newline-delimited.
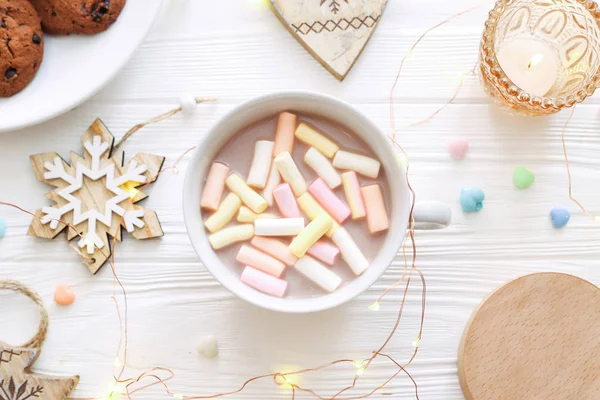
[0, 343, 78, 400]
[28, 119, 165, 274]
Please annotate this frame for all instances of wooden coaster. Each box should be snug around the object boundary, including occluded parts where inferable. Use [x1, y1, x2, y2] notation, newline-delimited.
[458, 273, 600, 400]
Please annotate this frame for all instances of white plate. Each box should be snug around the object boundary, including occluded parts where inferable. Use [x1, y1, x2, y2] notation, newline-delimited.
[0, 0, 162, 133]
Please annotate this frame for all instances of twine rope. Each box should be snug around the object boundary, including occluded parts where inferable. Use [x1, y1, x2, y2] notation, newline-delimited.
[0, 280, 48, 349]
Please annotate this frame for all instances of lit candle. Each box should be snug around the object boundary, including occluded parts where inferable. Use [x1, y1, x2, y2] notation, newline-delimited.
[496, 38, 560, 97]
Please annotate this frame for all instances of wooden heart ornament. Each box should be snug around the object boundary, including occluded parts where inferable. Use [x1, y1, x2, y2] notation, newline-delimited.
[269, 0, 388, 81]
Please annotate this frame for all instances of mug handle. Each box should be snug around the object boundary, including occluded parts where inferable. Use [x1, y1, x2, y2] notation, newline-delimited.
[411, 201, 451, 230]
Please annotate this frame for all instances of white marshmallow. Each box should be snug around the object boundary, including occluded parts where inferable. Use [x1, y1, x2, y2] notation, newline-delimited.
[294, 256, 342, 293]
[274, 151, 307, 197]
[333, 151, 381, 179]
[304, 147, 342, 189]
[262, 163, 282, 206]
[332, 228, 369, 275]
[179, 94, 197, 116]
[247, 141, 275, 189]
[254, 218, 304, 237]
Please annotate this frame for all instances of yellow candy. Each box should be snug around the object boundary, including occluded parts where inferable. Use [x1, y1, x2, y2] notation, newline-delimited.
[289, 215, 332, 258]
[236, 206, 277, 223]
[297, 193, 339, 238]
[226, 173, 268, 213]
[204, 193, 241, 233]
[295, 123, 339, 159]
[209, 224, 254, 250]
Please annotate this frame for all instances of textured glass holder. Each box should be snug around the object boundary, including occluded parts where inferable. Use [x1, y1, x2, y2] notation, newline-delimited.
[480, 0, 600, 115]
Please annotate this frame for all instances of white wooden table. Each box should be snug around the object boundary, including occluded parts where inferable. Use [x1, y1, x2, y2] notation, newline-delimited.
[1, 0, 600, 398]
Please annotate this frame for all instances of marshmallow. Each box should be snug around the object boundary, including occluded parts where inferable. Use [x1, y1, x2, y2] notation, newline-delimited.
[179, 94, 197, 116]
[241, 266, 288, 297]
[332, 228, 369, 275]
[209, 224, 254, 250]
[273, 183, 302, 218]
[361, 184, 389, 233]
[307, 241, 340, 266]
[333, 151, 381, 178]
[262, 163, 282, 206]
[341, 171, 366, 220]
[295, 123, 339, 158]
[247, 141, 275, 189]
[254, 218, 304, 237]
[289, 215, 332, 258]
[201, 162, 230, 211]
[236, 245, 286, 278]
[273, 112, 297, 156]
[308, 178, 351, 224]
[295, 256, 342, 293]
[226, 173, 268, 213]
[297, 193, 339, 238]
[251, 236, 297, 266]
[204, 193, 242, 233]
[274, 151, 307, 197]
[304, 147, 341, 189]
[237, 207, 277, 224]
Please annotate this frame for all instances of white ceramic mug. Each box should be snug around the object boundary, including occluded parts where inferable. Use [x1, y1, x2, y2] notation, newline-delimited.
[183, 92, 450, 313]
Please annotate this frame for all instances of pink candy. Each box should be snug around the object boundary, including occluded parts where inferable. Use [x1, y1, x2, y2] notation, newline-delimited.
[308, 178, 351, 223]
[307, 241, 340, 265]
[236, 245, 286, 278]
[448, 139, 469, 160]
[241, 267, 288, 297]
[273, 183, 302, 218]
[251, 236, 298, 266]
[361, 184, 389, 234]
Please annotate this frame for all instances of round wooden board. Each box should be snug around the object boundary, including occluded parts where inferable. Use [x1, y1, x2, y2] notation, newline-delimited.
[458, 273, 600, 400]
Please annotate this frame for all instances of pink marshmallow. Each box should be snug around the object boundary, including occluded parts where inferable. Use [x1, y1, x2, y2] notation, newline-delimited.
[273, 183, 302, 218]
[251, 236, 298, 266]
[341, 171, 366, 220]
[236, 245, 286, 278]
[307, 178, 351, 223]
[241, 267, 288, 297]
[307, 241, 340, 266]
[200, 162, 230, 211]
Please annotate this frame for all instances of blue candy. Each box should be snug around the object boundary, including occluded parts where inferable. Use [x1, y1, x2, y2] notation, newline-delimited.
[0, 218, 5, 238]
[460, 187, 485, 213]
[550, 207, 570, 229]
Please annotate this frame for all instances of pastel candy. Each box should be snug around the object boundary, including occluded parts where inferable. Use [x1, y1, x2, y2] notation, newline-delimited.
[273, 183, 303, 218]
[297, 193, 340, 238]
[226, 173, 268, 213]
[179, 94, 198, 116]
[307, 241, 340, 266]
[448, 139, 469, 160]
[274, 151, 307, 197]
[247, 140, 275, 189]
[241, 266, 288, 298]
[332, 228, 369, 276]
[236, 245, 286, 278]
[54, 284, 75, 306]
[304, 147, 341, 189]
[273, 112, 297, 156]
[204, 193, 242, 233]
[196, 335, 219, 358]
[262, 163, 282, 206]
[513, 167, 535, 189]
[254, 218, 305, 237]
[295, 123, 339, 158]
[460, 187, 485, 213]
[550, 207, 570, 229]
[341, 171, 366, 220]
[289, 215, 332, 258]
[251, 236, 298, 266]
[295, 256, 342, 293]
[361, 184, 389, 234]
[201, 162, 230, 211]
[237, 206, 277, 223]
[209, 224, 254, 250]
[333, 151, 380, 178]
[308, 178, 351, 224]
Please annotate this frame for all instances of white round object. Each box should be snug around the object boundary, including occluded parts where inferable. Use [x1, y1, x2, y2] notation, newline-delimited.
[0, 0, 163, 133]
[183, 92, 452, 313]
[179, 95, 198, 116]
[196, 335, 219, 359]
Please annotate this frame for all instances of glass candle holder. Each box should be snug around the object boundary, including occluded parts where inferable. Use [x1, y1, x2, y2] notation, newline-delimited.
[480, 0, 600, 115]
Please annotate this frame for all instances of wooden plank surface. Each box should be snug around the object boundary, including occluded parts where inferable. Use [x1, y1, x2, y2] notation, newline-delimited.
[1, 0, 599, 398]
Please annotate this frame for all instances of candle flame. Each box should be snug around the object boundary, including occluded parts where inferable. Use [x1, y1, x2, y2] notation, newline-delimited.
[528, 54, 544, 69]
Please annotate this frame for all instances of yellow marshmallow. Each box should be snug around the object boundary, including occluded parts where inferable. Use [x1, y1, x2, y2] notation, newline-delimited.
[295, 123, 339, 159]
[237, 206, 277, 223]
[289, 215, 332, 258]
[204, 193, 241, 233]
[274, 151, 307, 197]
[226, 173, 268, 213]
[208, 224, 254, 250]
[297, 193, 340, 238]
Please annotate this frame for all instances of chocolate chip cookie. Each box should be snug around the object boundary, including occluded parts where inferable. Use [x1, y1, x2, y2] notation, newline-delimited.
[30, 0, 127, 35]
[0, 0, 44, 97]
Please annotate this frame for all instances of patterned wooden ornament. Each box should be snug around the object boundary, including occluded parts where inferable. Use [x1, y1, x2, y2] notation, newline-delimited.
[28, 119, 165, 274]
[0, 344, 78, 400]
[269, 0, 388, 80]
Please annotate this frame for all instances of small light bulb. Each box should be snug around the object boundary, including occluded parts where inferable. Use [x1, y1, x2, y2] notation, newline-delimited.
[595, 216, 600, 224]
[407, 50, 415, 60]
[368, 302, 380, 311]
[128, 187, 139, 199]
[173, 394, 184, 400]
[412, 337, 421, 348]
[113, 357, 121, 368]
[458, 72, 465, 82]
[356, 367, 365, 376]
